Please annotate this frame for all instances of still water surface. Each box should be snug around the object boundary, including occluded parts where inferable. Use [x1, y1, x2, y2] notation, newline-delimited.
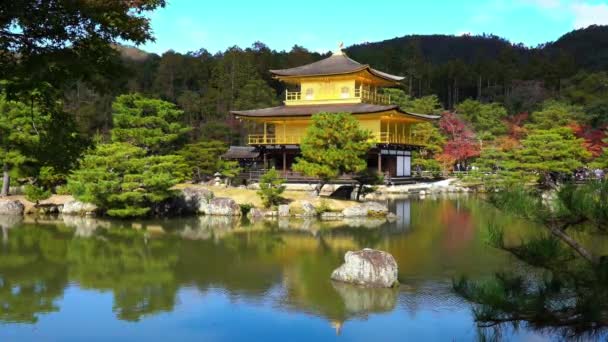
[0, 196, 602, 341]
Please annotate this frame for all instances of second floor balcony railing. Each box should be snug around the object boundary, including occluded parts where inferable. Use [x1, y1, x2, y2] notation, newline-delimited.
[354, 88, 391, 105]
[284, 86, 391, 105]
[248, 132, 425, 146]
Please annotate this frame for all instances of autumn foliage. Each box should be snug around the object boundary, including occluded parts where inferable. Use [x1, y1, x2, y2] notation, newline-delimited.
[436, 112, 480, 167]
[570, 123, 607, 157]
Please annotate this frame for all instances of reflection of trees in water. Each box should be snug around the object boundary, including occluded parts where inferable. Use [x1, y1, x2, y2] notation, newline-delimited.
[439, 199, 474, 253]
[455, 185, 608, 340]
[1, 196, 537, 332]
[0, 224, 70, 323]
[1, 215, 408, 326]
[67, 228, 181, 321]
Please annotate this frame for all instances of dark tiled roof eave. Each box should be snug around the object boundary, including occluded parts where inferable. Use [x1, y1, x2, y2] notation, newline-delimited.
[231, 103, 439, 121]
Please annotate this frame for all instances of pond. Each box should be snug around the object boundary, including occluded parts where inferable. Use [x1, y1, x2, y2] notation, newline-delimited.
[0, 196, 605, 341]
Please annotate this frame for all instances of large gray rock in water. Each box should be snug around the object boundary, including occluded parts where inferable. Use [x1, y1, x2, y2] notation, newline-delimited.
[0, 199, 24, 216]
[200, 197, 241, 216]
[61, 200, 98, 216]
[331, 248, 398, 288]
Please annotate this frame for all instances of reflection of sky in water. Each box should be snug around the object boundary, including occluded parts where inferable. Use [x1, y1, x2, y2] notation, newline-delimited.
[0, 196, 600, 341]
[2, 285, 546, 341]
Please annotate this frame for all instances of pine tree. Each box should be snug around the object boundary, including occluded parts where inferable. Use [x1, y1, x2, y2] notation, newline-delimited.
[68, 94, 189, 217]
[292, 112, 371, 194]
[178, 140, 241, 183]
[0, 96, 50, 196]
[257, 168, 286, 208]
[111, 94, 191, 154]
[514, 127, 590, 182]
[68, 142, 187, 217]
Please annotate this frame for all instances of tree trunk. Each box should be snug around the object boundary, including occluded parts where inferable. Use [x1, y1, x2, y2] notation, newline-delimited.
[408, 76, 412, 96]
[1, 163, 9, 197]
[447, 83, 452, 109]
[549, 225, 598, 265]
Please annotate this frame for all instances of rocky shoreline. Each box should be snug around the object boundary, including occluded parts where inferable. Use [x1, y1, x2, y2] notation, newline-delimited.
[0, 179, 481, 222]
[0, 186, 396, 222]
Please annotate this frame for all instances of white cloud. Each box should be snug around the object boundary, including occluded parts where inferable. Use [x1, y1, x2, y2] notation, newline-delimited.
[572, 2, 608, 29]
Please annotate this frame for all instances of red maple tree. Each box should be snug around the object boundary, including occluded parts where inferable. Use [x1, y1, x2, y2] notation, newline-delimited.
[436, 112, 480, 167]
[570, 123, 607, 157]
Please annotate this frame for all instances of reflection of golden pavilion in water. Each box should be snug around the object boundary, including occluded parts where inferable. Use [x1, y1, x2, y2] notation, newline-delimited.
[331, 320, 343, 335]
[231, 43, 439, 183]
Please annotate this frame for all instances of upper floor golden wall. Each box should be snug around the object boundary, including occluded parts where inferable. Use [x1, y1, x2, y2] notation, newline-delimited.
[283, 75, 391, 106]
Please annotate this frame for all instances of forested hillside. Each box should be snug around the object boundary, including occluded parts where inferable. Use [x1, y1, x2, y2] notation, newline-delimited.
[64, 25, 608, 139]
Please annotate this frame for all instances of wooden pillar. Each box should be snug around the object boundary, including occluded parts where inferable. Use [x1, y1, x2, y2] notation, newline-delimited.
[378, 151, 382, 173]
[263, 122, 267, 144]
[282, 149, 287, 175]
[394, 121, 398, 143]
[263, 152, 267, 169]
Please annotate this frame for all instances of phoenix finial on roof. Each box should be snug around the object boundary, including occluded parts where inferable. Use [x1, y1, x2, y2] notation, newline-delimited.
[334, 41, 344, 55]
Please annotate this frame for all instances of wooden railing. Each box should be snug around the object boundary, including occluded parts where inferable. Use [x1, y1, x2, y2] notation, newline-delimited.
[248, 132, 425, 146]
[284, 87, 391, 105]
[248, 134, 302, 145]
[357, 88, 390, 105]
[373, 132, 425, 146]
[239, 169, 363, 182]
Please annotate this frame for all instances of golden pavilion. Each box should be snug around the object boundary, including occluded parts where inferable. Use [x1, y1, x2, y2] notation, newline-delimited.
[231, 45, 439, 183]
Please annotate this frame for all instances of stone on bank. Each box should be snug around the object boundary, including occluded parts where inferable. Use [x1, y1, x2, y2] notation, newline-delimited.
[331, 248, 399, 288]
[61, 200, 98, 216]
[200, 197, 241, 216]
[342, 201, 388, 217]
[0, 199, 24, 216]
[180, 187, 214, 213]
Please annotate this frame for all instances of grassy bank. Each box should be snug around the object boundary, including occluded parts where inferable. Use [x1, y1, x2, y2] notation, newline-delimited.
[174, 184, 357, 211]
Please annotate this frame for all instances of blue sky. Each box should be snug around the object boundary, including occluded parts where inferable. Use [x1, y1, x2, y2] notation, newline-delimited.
[141, 0, 608, 54]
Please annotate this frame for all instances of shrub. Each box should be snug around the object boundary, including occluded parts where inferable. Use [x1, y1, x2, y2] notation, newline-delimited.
[257, 168, 285, 208]
[315, 199, 332, 214]
[24, 185, 51, 202]
[55, 185, 70, 195]
[68, 142, 188, 218]
[38, 166, 66, 189]
[240, 203, 254, 216]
